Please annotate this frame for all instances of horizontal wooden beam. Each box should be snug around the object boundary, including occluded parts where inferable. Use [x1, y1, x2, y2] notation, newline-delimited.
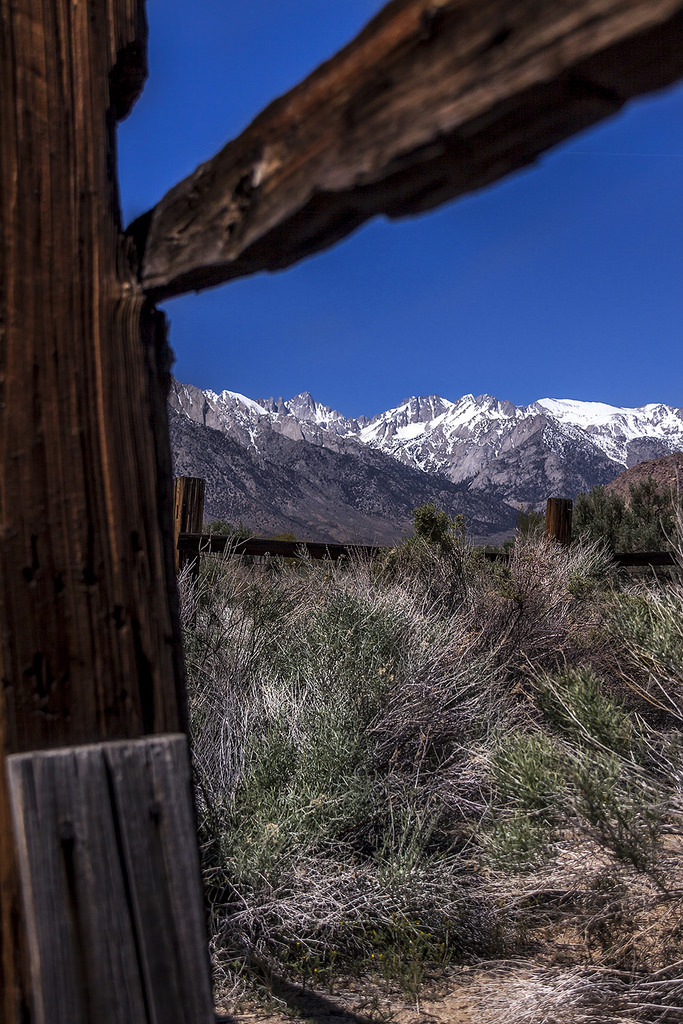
[136, 0, 683, 300]
[177, 532, 384, 562]
[614, 550, 677, 566]
[178, 534, 678, 567]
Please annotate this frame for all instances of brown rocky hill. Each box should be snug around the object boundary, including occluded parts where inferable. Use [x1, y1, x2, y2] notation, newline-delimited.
[604, 451, 683, 502]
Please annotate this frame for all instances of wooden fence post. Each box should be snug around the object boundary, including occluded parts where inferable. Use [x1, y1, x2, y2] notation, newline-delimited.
[173, 477, 206, 573]
[545, 498, 573, 545]
[0, 3, 213, 1021]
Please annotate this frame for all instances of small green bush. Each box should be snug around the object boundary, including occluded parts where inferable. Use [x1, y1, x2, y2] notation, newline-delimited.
[412, 502, 466, 552]
[516, 505, 545, 539]
[536, 667, 638, 757]
[491, 732, 566, 812]
[203, 517, 253, 540]
[574, 479, 682, 552]
[486, 732, 567, 869]
[570, 751, 665, 873]
[485, 812, 559, 870]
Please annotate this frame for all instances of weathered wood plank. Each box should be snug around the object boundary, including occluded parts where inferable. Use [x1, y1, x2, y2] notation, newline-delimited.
[174, 477, 206, 572]
[0, 2, 189, 1019]
[7, 735, 214, 1024]
[178, 532, 384, 562]
[8, 748, 147, 1024]
[0, 0, 185, 749]
[545, 498, 573, 545]
[137, 0, 683, 300]
[105, 736, 214, 1022]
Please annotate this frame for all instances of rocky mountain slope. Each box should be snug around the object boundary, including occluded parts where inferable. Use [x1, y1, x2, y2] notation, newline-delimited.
[357, 395, 683, 504]
[168, 399, 517, 545]
[605, 451, 683, 503]
[168, 380, 683, 542]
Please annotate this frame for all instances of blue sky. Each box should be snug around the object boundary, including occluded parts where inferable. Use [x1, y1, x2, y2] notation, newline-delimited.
[118, 1, 683, 419]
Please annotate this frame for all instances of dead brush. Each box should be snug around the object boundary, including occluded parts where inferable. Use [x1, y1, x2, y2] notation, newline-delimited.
[490, 963, 683, 1024]
[464, 536, 615, 679]
[181, 534, 682, 1005]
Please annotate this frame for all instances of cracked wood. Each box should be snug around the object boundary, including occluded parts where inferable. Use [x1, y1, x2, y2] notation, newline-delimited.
[0, 0, 185, 755]
[0, 2, 194, 1019]
[137, 0, 683, 300]
[7, 736, 214, 1024]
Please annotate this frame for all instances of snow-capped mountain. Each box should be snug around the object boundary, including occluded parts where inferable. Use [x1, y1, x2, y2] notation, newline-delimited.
[352, 393, 683, 503]
[171, 382, 360, 450]
[169, 381, 683, 516]
[168, 381, 518, 544]
[533, 398, 683, 464]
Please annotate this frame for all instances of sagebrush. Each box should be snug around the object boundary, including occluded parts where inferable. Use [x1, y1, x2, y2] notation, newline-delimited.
[181, 526, 683, 1019]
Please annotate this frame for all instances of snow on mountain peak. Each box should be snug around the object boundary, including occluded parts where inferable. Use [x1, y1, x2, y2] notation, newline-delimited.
[171, 377, 683, 508]
[533, 398, 683, 453]
[214, 389, 269, 416]
[536, 398, 641, 426]
[355, 392, 683, 487]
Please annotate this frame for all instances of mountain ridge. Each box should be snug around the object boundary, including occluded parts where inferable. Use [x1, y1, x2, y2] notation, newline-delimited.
[168, 391, 518, 545]
[605, 452, 683, 504]
[168, 380, 683, 543]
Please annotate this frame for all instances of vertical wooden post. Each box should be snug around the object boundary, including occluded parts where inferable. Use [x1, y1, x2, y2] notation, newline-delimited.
[545, 498, 573, 545]
[0, 2, 212, 1021]
[173, 477, 206, 573]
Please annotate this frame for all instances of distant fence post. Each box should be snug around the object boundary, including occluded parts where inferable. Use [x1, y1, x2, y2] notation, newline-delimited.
[545, 498, 573, 545]
[173, 477, 205, 572]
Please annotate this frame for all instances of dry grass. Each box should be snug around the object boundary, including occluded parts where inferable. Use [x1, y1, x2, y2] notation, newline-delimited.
[180, 531, 683, 1018]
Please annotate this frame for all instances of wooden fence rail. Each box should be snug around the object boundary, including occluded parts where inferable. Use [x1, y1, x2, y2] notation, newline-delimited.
[177, 532, 678, 568]
[612, 550, 677, 567]
[177, 532, 384, 562]
[175, 480, 678, 570]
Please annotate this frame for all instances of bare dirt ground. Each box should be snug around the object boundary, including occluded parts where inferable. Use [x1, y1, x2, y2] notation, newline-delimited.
[214, 963, 585, 1024]
[212, 842, 683, 1024]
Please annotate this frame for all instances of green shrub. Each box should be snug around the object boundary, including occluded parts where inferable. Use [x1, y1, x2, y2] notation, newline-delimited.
[574, 479, 682, 552]
[516, 505, 545, 539]
[574, 486, 626, 550]
[491, 732, 566, 812]
[203, 517, 253, 539]
[412, 502, 466, 553]
[570, 751, 665, 873]
[181, 531, 681, 1004]
[606, 577, 683, 723]
[536, 667, 638, 757]
[485, 812, 559, 870]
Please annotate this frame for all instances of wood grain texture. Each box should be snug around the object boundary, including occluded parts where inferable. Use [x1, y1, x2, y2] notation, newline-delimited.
[0, 3, 187, 1019]
[0, 0, 185, 754]
[137, 0, 683, 300]
[173, 478, 206, 572]
[545, 498, 574, 545]
[7, 735, 214, 1024]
